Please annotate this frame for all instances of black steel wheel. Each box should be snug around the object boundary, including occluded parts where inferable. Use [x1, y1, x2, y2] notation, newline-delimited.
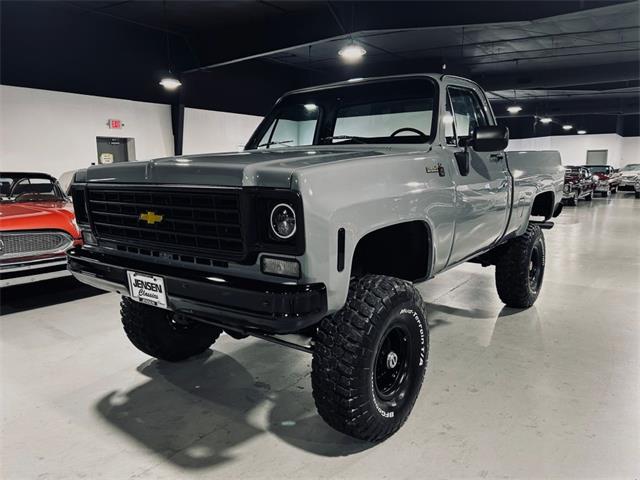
[528, 242, 543, 295]
[312, 275, 429, 442]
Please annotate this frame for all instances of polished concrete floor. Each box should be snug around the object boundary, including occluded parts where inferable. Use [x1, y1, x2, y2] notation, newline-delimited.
[2, 193, 639, 479]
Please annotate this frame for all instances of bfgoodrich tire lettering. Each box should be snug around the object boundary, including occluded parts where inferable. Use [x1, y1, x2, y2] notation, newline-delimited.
[120, 297, 222, 362]
[495, 224, 545, 308]
[312, 275, 429, 442]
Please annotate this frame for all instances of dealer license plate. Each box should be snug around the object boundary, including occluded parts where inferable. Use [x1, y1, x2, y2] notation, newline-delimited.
[126, 271, 168, 309]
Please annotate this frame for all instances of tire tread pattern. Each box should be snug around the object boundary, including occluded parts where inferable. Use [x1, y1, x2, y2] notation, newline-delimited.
[312, 275, 428, 442]
[121, 297, 221, 362]
[495, 224, 544, 308]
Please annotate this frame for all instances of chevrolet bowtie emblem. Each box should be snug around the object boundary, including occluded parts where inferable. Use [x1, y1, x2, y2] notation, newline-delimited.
[139, 211, 164, 225]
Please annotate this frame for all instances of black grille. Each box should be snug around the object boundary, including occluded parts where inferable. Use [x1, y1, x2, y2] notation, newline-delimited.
[86, 187, 244, 259]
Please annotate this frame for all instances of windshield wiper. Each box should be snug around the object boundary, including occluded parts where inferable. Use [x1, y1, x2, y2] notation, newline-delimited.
[257, 140, 293, 148]
[322, 135, 367, 144]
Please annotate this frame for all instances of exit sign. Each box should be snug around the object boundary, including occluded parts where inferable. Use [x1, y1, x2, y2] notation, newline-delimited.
[108, 119, 123, 129]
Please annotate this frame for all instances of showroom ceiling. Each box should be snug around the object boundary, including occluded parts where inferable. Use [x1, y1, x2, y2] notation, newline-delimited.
[1, 0, 638, 136]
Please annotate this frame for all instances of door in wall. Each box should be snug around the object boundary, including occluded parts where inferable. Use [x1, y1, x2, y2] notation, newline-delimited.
[586, 149, 608, 165]
[96, 137, 135, 165]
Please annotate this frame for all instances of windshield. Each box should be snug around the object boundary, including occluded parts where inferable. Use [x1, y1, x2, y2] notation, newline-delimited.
[249, 78, 437, 148]
[0, 173, 66, 203]
[621, 164, 640, 171]
[586, 166, 610, 174]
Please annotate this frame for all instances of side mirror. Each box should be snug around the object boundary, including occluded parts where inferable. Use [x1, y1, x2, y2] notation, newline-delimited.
[471, 126, 509, 152]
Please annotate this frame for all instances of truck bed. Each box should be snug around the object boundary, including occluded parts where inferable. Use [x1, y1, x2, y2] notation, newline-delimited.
[505, 150, 564, 236]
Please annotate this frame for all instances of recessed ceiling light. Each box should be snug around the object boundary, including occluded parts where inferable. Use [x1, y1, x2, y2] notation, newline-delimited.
[577, 130, 587, 135]
[507, 105, 522, 114]
[159, 77, 182, 90]
[563, 124, 573, 131]
[303, 104, 318, 111]
[338, 44, 366, 62]
[539, 117, 552, 124]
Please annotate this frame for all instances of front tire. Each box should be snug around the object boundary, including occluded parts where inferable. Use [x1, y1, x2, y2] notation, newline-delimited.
[495, 224, 546, 308]
[312, 275, 429, 442]
[567, 191, 578, 206]
[585, 191, 593, 201]
[121, 297, 222, 362]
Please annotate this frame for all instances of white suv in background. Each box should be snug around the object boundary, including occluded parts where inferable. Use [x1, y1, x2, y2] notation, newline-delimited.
[618, 164, 640, 198]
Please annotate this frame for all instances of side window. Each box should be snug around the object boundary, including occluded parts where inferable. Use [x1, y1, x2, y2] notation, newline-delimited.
[257, 104, 319, 149]
[448, 87, 488, 141]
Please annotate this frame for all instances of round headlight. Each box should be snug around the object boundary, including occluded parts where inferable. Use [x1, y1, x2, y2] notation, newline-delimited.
[270, 203, 296, 239]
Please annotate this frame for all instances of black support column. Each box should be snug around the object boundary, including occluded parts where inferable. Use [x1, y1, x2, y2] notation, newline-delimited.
[171, 88, 185, 156]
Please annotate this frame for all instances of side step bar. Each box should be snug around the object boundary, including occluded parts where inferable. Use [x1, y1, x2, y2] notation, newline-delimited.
[530, 221, 554, 229]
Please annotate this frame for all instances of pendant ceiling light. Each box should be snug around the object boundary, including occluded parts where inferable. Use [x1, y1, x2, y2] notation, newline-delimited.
[159, 0, 181, 91]
[338, 43, 366, 62]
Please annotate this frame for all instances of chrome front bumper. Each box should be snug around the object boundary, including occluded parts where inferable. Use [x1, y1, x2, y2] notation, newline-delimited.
[619, 180, 638, 191]
[0, 256, 70, 288]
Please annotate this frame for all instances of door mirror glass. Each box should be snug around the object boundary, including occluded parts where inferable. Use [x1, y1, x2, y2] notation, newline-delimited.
[471, 126, 509, 152]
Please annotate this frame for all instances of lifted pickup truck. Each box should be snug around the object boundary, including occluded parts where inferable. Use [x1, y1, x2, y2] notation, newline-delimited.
[68, 74, 563, 442]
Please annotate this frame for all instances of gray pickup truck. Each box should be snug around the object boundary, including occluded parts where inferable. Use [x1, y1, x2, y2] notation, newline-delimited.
[68, 74, 563, 442]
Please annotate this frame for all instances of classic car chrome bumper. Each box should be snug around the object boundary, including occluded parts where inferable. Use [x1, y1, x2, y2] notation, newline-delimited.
[618, 179, 639, 191]
[67, 247, 327, 334]
[0, 256, 70, 288]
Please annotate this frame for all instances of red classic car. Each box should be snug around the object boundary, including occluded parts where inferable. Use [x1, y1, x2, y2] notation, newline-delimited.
[562, 166, 595, 206]
[0, 172, 82, 287]
[583, 165, 621, 197]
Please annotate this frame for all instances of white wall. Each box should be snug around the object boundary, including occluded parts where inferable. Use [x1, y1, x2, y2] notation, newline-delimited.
[183, 107, 262, 154]
[507, 133, 639, 168]
[621, 136, 640, 166]
[0, 85, 174, 178]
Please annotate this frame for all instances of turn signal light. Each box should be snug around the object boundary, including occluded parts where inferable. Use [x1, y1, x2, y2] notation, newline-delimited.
[261, 256, 300, 279]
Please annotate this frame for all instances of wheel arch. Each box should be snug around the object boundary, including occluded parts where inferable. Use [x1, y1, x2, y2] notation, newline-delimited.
[350, 220, 433, 282]
[530, 190, 556, 220]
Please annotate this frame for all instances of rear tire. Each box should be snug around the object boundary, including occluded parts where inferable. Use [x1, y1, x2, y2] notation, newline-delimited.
[495, 224, 545, 308]
[585, 192, 592, 201]
[611, 186, 617, 194]
[121, 297, 222, 362]
[602, 189, 610, 198]
[312, 275, 429, 442]
[635, 191, 640, 199]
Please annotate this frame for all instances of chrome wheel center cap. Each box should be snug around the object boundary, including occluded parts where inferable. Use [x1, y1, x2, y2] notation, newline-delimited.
[386, 351, 398, 369]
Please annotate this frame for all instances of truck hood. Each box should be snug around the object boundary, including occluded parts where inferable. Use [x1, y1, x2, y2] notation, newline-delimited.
[84, 147, 394, 188]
